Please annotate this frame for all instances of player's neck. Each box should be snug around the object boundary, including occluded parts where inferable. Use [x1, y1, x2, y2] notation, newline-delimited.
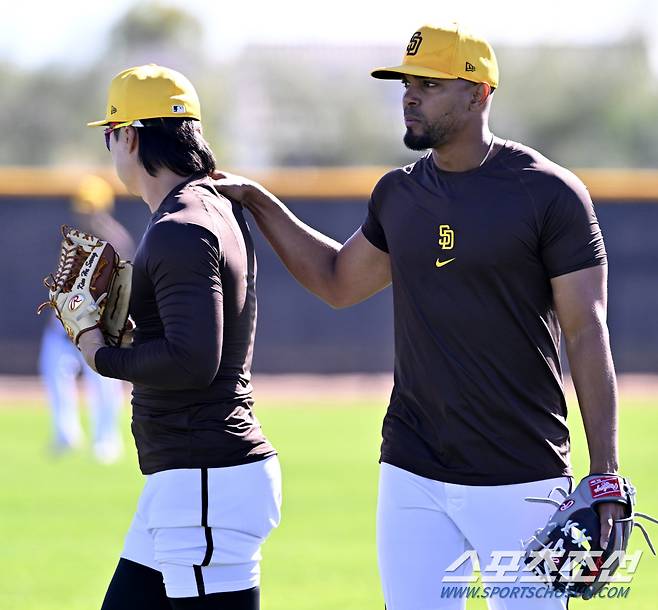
[431, 127, 495, 173]
[138, 169, 193, 213]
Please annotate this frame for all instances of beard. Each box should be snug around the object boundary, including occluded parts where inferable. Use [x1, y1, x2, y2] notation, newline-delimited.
[403, 114, 456, 151]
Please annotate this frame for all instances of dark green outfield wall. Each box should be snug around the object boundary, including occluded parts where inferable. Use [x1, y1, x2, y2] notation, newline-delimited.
[1, 196, 656, 374]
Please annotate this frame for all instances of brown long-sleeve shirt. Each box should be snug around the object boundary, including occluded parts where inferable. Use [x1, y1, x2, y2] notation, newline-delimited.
[95, 175, 275, 474]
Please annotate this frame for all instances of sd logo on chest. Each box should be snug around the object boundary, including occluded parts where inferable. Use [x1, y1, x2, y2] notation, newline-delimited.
[436, 225, 456, 269]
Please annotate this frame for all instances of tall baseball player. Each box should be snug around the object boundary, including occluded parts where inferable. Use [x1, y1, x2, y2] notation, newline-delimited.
[215, 24, 627, 609]
[78, 65, 281, 610]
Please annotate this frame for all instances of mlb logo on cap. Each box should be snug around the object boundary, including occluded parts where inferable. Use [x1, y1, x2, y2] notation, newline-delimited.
[172, 104, 186, 113]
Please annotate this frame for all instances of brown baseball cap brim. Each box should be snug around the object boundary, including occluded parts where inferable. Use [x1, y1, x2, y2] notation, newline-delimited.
[371, 64, 459, 80]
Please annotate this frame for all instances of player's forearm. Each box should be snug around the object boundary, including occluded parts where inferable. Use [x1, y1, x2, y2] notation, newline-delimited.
[95, 338, 219, 389]
[565, 321, 619, 474]
[246, 190, 345, 306]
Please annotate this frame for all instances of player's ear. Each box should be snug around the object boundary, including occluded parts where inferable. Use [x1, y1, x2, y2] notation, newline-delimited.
[125, 126, 139, 154]
[470, 83, 491, 108]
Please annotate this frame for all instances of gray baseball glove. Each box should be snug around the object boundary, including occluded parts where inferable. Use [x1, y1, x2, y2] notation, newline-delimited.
[522, 474, 657, 599]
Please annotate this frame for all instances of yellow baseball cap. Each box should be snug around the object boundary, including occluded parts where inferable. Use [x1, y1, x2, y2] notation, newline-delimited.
[87, 64, 201, 127]
[371, 23, 499, 88]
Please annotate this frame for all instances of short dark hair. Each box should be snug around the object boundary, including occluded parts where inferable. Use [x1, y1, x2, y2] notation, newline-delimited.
[116, 118, 216, 177]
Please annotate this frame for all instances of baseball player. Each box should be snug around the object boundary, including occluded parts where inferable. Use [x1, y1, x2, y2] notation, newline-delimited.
[79, 65, 281, 609]
[215, 24, 623, 610]
[39, 175, 132, 463]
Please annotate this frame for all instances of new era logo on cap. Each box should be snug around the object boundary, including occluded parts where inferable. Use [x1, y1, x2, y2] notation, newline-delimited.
[465, 62, 476, 72]
[110, 105, 117, 114]
[172, 104, 186, 113]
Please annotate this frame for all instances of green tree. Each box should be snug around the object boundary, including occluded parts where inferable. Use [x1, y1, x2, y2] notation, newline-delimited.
[0, 2, 225, 166]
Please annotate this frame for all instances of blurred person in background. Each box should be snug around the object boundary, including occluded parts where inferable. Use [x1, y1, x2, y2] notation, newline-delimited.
[38, 175, 133, 464]
[215, 23, 623, 610]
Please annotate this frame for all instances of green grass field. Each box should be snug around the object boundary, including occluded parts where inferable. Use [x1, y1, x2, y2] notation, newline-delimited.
[0, 395, 656, 609]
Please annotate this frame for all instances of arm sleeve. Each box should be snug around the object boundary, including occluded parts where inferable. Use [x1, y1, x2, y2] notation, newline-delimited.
[540, 174, 607, 278]
[95, 222, 224, 390]
[360, 184, 389, 253]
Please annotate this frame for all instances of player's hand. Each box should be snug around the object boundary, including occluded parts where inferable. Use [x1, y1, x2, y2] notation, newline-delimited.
[210, 170, 276, 213]
[597, 501, 626, 548]
[78, 328, 106, 372]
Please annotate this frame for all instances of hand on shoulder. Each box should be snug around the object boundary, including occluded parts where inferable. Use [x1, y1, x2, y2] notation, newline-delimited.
[210, 170, 278, 213]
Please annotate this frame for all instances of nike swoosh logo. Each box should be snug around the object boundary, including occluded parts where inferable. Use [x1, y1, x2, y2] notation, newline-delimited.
[435, 257, 456, 268]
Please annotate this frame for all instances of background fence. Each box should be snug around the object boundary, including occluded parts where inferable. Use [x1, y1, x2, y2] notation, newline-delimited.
[2, 167, 657, 375]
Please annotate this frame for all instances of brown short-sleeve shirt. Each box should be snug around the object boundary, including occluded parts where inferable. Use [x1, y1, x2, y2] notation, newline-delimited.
[362, 141, 606, 485]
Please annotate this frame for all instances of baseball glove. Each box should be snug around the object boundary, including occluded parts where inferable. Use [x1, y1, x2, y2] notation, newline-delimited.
[37, 225, 133, 347]
[522, 474, 657, 599]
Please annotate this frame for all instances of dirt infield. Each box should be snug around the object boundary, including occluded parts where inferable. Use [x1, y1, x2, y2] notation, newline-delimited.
[1, 373, 656, 405]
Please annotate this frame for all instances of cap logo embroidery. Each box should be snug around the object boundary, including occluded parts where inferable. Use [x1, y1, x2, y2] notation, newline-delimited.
[406, 32, 423, 56]
[110, 105, 117, 114]
[172, 104, 186, 113]
[465, 62, 476, 72]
